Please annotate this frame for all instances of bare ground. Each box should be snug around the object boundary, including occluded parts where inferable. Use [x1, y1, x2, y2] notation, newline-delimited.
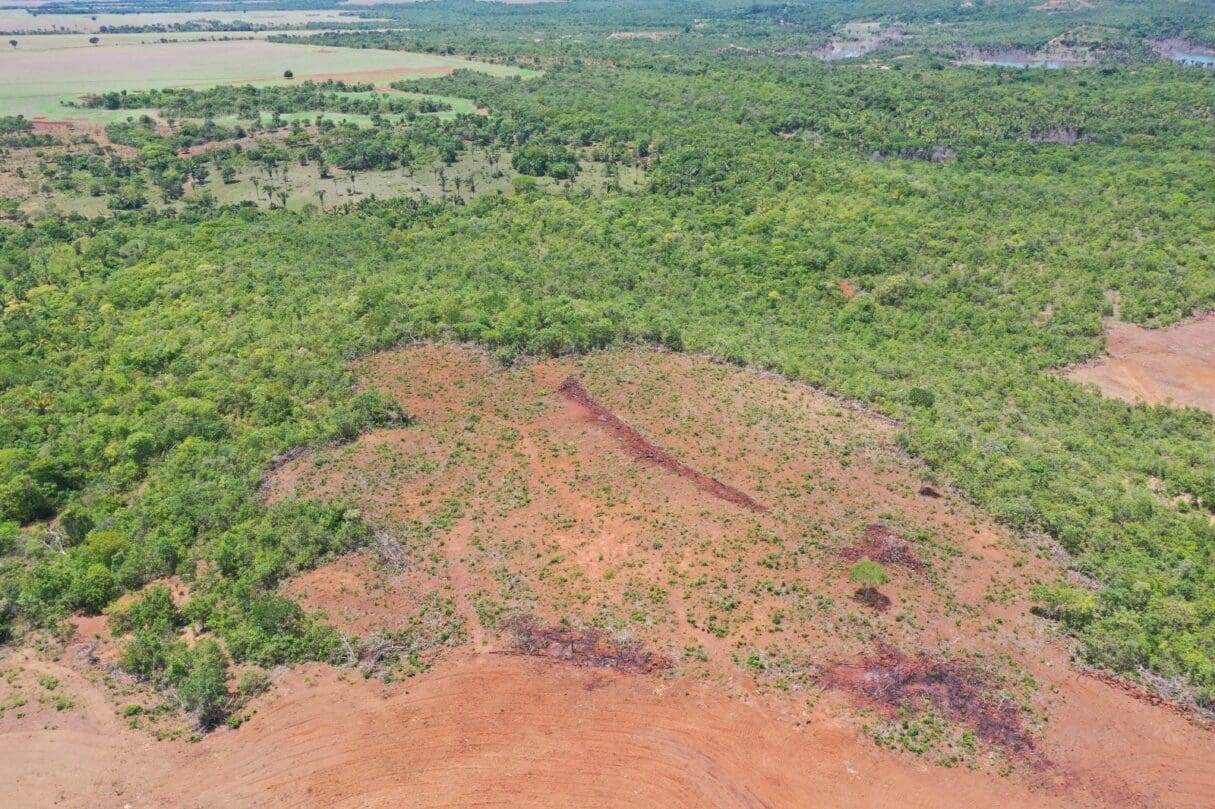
[1065, 315, 1215, 413]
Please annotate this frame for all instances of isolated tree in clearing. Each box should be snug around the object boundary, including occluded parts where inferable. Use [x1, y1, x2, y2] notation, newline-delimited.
[849, 560, 891, 606]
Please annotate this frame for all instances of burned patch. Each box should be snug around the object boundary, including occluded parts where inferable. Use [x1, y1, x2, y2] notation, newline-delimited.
[558, 376, 767, 513]
[841, 524, 923, 570]
[826, 646, 1035, 755]
[502, 616, 672, 675]
[852, 588, 892, 611]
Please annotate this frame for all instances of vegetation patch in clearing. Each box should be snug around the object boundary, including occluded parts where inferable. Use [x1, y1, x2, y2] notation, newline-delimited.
[502, 615, 672, 675]
[826, 645, 1038, 759]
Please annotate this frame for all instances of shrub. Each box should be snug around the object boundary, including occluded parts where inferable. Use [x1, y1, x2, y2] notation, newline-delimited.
[171, 639, 231, 729]
[849, 559, 890, 594]
[107, 583, 179, 635]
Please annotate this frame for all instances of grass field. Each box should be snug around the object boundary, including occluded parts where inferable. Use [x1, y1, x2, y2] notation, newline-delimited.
[0, 9, 377, 34]
[0, 39, 537, 119]
[0, 31, 275, 52]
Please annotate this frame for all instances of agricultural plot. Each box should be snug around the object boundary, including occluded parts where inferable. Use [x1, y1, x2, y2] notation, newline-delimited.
[0, 39, 535, 119]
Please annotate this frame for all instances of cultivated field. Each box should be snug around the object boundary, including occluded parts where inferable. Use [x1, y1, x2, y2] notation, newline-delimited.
[0, 39, 535, 119]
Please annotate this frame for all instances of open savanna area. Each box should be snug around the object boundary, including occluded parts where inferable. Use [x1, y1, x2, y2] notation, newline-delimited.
[0, 38, 534, 119]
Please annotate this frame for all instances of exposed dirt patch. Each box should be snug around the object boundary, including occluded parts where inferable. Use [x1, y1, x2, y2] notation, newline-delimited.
[851, 587, 892, 611]
[607, 31, 674, 41]
[838, 278, 857, 299]
[559, 375, 767, 513]
[1064, 314, 1215, 414]
[841, 524, 923, 570]
[826, 646, 1035, 755]
[1034, 0, 1095, 11]
[502, 615, 672, 674]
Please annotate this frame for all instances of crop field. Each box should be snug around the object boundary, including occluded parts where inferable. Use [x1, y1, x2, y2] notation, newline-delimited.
[0, 39, 536, 119]
[0, 31, 277, 52]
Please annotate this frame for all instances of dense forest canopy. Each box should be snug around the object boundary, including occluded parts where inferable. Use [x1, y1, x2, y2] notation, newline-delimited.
[2, 0, 1215, 722]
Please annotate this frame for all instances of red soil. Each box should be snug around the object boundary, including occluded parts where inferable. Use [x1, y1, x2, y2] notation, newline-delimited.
[1065, 314, 1215, 414]
[559, 375, 766, 512]
[838, 279, 857, 299]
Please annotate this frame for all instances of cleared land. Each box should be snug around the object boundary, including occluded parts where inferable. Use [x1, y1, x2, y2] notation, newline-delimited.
[1065, 315, 1215, 414]
[4, 344, 1205, 807]
[0, 39, 535, 119]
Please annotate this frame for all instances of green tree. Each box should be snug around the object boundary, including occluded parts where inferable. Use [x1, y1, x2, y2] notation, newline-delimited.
[172, 639, 230, 728]
[848, 560, 890, 601]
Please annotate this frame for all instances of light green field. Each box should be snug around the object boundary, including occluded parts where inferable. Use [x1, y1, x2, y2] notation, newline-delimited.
[0, 9, 377, 34]
[0, 39, 537, 119]
[0, 31, 274, 52]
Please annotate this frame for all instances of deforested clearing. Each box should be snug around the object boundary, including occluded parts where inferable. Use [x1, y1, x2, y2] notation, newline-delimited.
[234, 343, 1215, 808]
[4, 344, 1212, 807]
[1065, 314, 1215, 414]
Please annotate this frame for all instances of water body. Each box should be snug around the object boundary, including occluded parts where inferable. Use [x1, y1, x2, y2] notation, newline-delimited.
[1171, 53, 1215, 67]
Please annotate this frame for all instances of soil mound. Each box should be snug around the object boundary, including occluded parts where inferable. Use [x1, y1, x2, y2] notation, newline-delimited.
[841, 524, 923, 570]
